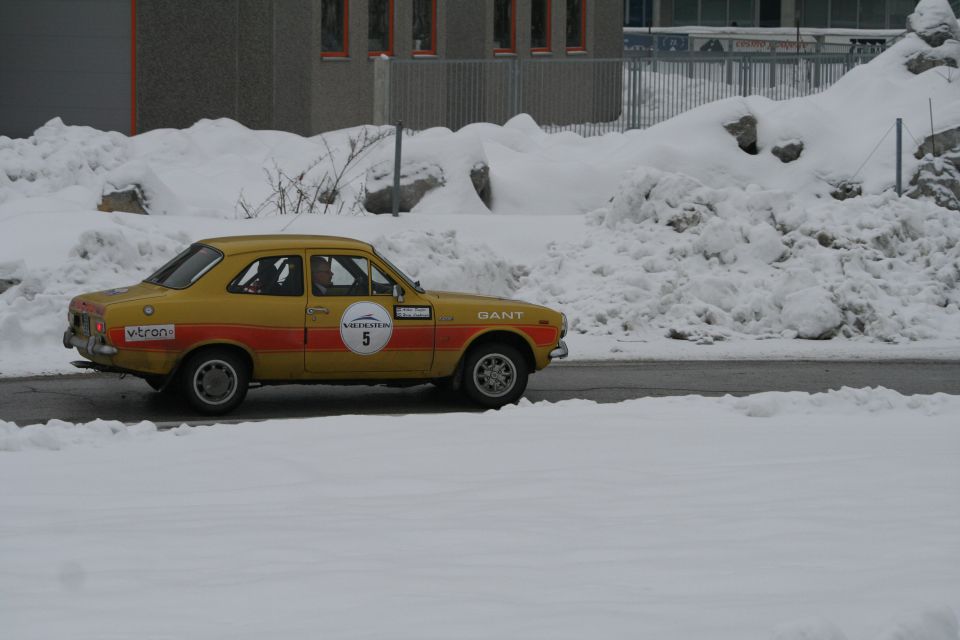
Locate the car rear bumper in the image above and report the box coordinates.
[63,329,118,356]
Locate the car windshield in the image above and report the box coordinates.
[145,244,223,289]
[374,249,424,293]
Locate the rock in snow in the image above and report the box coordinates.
[364,161,446,214]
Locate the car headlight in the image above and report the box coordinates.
[560,313,567,339]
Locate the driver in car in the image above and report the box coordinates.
[311,257,333,295]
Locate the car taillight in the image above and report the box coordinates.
[95,321,105,333]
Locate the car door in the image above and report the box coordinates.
[219,252,307,380]
[305,251,434,375]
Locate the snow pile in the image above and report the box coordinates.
[516,168,960,342]
[2,390,959,638]
[0,118,128,204]
[773,609,960,640]
[0,218,189,363]
[371,228,521,298]
[908,0,960,45]
[0,418,157,452]
[873,608,960,640]
[101,159,189,216]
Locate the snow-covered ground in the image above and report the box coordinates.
[2,388,959,639]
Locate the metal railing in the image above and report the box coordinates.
[380,50,881,136]
[623,32,895,56]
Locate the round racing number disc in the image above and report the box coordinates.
[339,302,394,355]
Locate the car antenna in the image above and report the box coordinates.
[280,211,304,233]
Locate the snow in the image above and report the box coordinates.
[1,388,959,639]
[908,0,960,42]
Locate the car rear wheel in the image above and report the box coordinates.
[462,343,528,408]
[180,348,249,415]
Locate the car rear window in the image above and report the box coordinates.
[146,244,224,289]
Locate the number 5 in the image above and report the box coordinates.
[362,331,370,346]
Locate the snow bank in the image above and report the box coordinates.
[908,0,960,43]
[0,215,190,373]
[516,168,960,342]
[0,418,157,452]
[2,389,958,639]
[0,118,127,204]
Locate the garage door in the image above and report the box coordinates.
[0,0,132,139]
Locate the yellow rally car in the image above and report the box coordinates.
[64,235,568,414]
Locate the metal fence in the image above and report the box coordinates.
[381,50,880,136]
[623,32,893,56]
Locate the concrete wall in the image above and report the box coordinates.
[136,0,624,135]
[385,0,625,131]
[274,0,313,134]
[137,0,312,134]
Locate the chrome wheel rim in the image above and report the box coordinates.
[192,359,238,406]
[472,353,517,398]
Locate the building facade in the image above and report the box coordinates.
[625,0,926,29]
[0,0,623,139]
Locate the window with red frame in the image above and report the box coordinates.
[412,0,436,54]
[321,0,348,57]
[369,0,393,55]
[566,0,586,50]
[531,0,551,51]
[493,0,515,53]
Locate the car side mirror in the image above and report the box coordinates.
[393,284,404,303]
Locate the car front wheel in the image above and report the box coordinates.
[144,375,175,394]
[180,348,249,415]
[463,343,528,408]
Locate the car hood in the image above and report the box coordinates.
[422,290,554,315]
[423,291,513,305]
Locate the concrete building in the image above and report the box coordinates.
[625,0,926,29]
[1,0,623,139]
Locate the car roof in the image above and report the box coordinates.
[198,235,373,256]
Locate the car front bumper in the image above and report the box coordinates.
[549,340,568,359]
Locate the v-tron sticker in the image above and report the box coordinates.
[394,305,432,320]
[124,324,176,342]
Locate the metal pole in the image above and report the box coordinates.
[929,98,936,155]
[813,37,822,89]
[769,43,776,89]
[392,121,403,217]
[896,117,902,196]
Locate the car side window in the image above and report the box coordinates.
[311,255,369,296]
[371,263,396,295]
[227,255,304,296]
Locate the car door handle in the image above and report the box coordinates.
[306,307,329,315]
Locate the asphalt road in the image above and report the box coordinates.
[2,360,959,426]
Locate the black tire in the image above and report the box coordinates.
[179,348,250,415]
[430,377,456,391]
[144,375,176,394]
[462,343,529,408]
